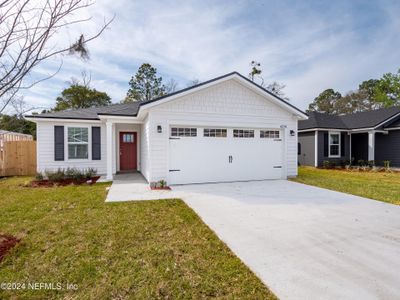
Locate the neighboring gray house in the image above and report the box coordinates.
[298,107,400,167]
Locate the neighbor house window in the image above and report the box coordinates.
[204,128,227,137]
[329,132,340,157]
[260,130,280,139]
[68,127,88,159]
[233,129,254,138]
[171,127,197,137]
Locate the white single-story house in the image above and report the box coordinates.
[25,72,307,185]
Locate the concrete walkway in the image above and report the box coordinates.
[106,177,400,300]
[106,173,178,202]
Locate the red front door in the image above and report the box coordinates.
[119,132,137,171]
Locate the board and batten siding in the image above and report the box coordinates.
[36,121,107,174]
[375,130,400,167]
[145,79,299,182]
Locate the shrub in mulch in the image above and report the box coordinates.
[0,234,20,262]
[28,167,101,188]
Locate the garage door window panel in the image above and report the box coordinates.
[233,129,254,138]
[171,127,197,137]
[260,130,280,139]
[204,128,227,137]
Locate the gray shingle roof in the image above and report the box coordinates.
[299,106,400,130]
[28,102,141,120]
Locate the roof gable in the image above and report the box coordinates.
[26,72,307,121]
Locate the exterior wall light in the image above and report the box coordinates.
[157,125,162,133]
[290,130,295,136]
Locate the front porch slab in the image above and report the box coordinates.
[105,173,178,202]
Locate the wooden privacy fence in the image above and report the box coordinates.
[0,140,37,176]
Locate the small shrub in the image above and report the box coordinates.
[65,168,77,179]
[357,160,365,167]
[35,172,44,181]
[322,160,330,169]
[45,168,65,182]
[159,180,167,188]
[383,160,390,169]
[368,160,375,168]
[84,168,97,179]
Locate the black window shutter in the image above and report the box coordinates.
[341,132,345,157]
[92,126,101,160]
[323,132,329,157]
[298,142,301,155]
[54,126,64,161]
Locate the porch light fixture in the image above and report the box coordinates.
[290,130,295,136]
[157,125,162,133]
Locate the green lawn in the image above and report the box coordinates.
[291,167,400,205]
[0,177,276,299]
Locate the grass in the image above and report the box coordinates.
[291,167,400,205]
[0,177,276,299]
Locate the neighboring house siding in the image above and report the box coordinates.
[298,132,315,166]
[146,79,298,182]
[317,131,350,166]
[36,121,107,174]
[140,115,151,181]
[375,130,400,167]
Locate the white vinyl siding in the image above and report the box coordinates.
[36,121,107,174]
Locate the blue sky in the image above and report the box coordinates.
[20,0,400,112]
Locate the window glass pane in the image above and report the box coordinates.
[233,129,254,138]
[204,128,227,137]
[68,127,88,143]
[330,145,339,156]
[260,130,280,138]
[68,144,88,159]
[330,134,339,144]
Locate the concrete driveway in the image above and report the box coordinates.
[173,180,400,300]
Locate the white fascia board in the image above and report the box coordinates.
[385,127,400,131]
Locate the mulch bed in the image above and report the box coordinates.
[150,186,171,190]
[0,234,20,262]
[28,176,101,188]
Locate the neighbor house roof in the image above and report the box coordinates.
[26,72,306,120]
[299,106,400,131]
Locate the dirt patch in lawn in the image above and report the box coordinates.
[0,234,20,262]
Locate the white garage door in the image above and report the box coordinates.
[168,127,283,184]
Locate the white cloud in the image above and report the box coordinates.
[12,0,400,112]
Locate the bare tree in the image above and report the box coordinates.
[165,78,178,94]
[0,0,114,113]
[266,81,289,101]
[186,79,200,88]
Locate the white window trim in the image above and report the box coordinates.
[328,131,341,158]
[65,125,91,161]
